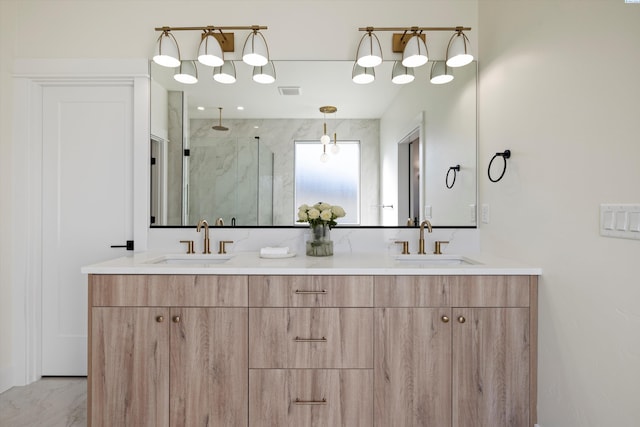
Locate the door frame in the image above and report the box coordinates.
[11,58,150,386]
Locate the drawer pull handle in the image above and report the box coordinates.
[294,289,328,294]
[294,336,327,343]
[294,398,327,405]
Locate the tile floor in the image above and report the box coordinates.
[0,377,86,427]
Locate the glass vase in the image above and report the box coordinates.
[306,223,333,256]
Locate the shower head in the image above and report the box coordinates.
[212,107,229,131]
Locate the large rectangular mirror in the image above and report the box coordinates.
[150,60,477,227]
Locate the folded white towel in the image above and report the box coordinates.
[260,246,289,256]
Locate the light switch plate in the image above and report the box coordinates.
[481,204,490,224]
[600,204,640,240]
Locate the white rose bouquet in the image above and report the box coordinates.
[297,202,346,229]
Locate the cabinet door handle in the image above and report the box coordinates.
[457,316,466,324]
[294,289,327,294]
[294,398,327,405]
[294,336,327,343]
[156,315,165,323]
[441,315,450,323]
[172,315,181,323]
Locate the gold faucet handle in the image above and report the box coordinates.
[434,240,450,255]
[180,240,195,254]
[394,240,410,255]
[218,240,234,254]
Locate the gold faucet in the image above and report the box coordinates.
[418,219,433,254]
[196,219,211,254]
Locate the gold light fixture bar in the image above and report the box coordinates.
[359,26,471,53]
[155,25,267,53]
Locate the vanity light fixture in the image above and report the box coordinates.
[446,28,474,67]
[242,28,270,67]
[352,63,375,84]
[213,60,237,84]
[355,28,383,68]
[198,30,225,67]
[401,31,429,68]
[391,61,415,84]
[173,60,198,84]
[252,61,276,84]
[354,25,472,83]
[153,28,181,68]
[430,60,454,84]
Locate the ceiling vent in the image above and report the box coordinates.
[278,86,301,96]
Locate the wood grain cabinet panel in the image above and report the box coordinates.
[249,275,373,307]
[249,369,373,427]
[374,275,449,307]
[91,274,248,307]
[249,308,373,368]
[374,307,452,426]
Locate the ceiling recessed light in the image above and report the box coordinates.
[237,106,244,110]
[197,106,205,111]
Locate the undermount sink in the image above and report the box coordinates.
[145,253,234,265]
[395,254,480,266]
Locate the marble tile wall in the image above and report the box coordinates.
[188,118,380,226]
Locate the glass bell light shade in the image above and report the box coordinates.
[402,33,429,68]
[252,61,276,84]
[197,33,224,67]
[331,142,339,154]
[391,61,415,84]
[213,60,237,84]
[153,31,181,68]
[446,31,473,67]
[430,61,454,84]
[173,60,198,84]
[242,31,269,66]
[352,63,375,84]
[356,31,382,68]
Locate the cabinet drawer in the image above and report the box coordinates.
[90,274,248,307]
[450,275,531,307]
[249,308,373,368]
[249,275,373,307]
[375,275,449,307]
[249,369,373,427]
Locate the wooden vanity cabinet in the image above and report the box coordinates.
[88,275,248,427]
[374,275,537,427]
[248,275,374,427]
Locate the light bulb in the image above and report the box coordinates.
[320,152,329,162]
[331,144,339,154]
[320,134,331,145]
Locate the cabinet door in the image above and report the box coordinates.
[374,308,452,426]
[91,307,169,427]
[452,308,530,427]
[170,308,248,426]
[249,369,373,427]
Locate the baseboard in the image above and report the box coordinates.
[0,364,13,394]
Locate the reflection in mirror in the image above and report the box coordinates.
[150,60,476,227]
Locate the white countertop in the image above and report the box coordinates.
[81,251,541,276]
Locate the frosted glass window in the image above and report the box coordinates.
[294,141,360,225]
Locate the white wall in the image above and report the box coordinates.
[478,1,640,426]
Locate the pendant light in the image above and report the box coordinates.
[319,106,336,145]
[391,61,415,84]
[173,60,198,84]
[252,61,276,84]
[430,61,454,84]
[355,29,383,68]
[153,29,181,68]
[213,60,236,84]
[352,62,375,84]
[212,107,229,131]
[197,31,224,67]
[402,32,429,67]
[446,29,473,67]
[242,29,270,66]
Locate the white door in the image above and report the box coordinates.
[41,85,134,375]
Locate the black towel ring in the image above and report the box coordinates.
[488,150,511,182]
[446,165,460,189]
